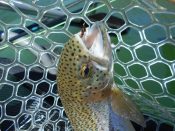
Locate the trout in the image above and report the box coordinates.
[57,22,145,131]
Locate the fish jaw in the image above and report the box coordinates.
[77,21,113,74]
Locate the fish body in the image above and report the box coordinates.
[57,22,145,130]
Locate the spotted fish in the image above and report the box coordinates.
[57,22,145,130]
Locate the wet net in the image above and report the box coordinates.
[0,0,175,130]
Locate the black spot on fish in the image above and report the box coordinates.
[64,53,68,56]
[103,73,107,76]
[83,55,87,58]
[66,48,69,51]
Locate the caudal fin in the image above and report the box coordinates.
[110,85,145,127]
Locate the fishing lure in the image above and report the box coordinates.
[57,22,145,130]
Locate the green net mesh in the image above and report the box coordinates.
[0,0,175,130]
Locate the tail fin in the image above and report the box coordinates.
[110,85,145,127]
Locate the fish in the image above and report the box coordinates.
[57,22,145,131]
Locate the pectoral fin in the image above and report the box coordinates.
[111,85,145,127]
[82,85,111,103]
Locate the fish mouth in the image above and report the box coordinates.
[83,22,111,58]
[81,22,113,71]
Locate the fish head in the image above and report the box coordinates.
[75,22,113,93]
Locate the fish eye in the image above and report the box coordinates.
[80,64,92,78]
